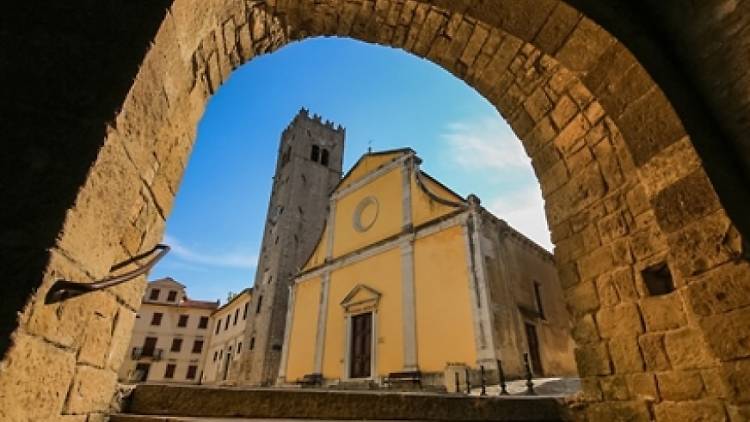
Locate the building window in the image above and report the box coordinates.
[256,296,263,314]
[143,337,158,356]
[311,145,320,162]
[321,149,330,166]
[249,337,255,350]
[164,364,176,379]
[167,290,178,302]
[151,312,163,326]
[243,303,249,320]
[224,315,230,330]
[198,316,209,329]
[149,289,160,301]
[213,351,218,362]
[215,320,221,334]
[533,282,545,320]
[171,338,182,353]
[237,342,242,354]
[177,314,189,327]
[192,340,204,354]
[233,309,239,325]
[186,365,197,380]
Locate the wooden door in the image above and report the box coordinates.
[349,313,372,378]
[524,323,544,377]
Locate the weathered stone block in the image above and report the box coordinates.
[652,170,721,234]
[611,267,639,302]
[578,245,615,281]
[640,294,686,332]
[653,399,726,422]
[555,18,614,72]
[722,360,750,403]
[600,375,630,401]
[668,210,742,278]
[565,280,600,317]
[575,343,612,377]
[64,366,118,414]
[107,306,137,371]
[27,251,93,347]
[618,87,686,167]
[77,292,119,368]
[657,370,705,401]
[549,95,578,130]
[639,333,670,371]
[596,303,643,339]
[554,113,589,155]
[532,2,580,54]
[701,369,731,399]
[609,336,645,374]
[686,261,750,317]
[700,306,750,361]
[586,401,651,422]
[572,314,600,345]
[0,333,76,421]
[664,327,715,370]
[627,373,658,402]
[596,274,620,307]
[580,376,603,402]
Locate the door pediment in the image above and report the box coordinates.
[340,284,381,313]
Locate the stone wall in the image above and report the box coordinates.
[1,1,749,421]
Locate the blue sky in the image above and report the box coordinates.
[149,37,549,303]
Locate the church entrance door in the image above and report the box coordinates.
[350,312,372,378]
[524,323,543,377]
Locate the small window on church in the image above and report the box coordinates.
[321,149,330,166]
[311,145,320,162]
[250,337,256,350]
[533,282,545,320]
[256,296,263,314]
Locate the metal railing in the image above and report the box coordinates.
[132,347,164,361]
[45,244,170,304]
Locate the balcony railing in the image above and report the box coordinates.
[132,347,164,361]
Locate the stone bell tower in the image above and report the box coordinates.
[239,108,344,385]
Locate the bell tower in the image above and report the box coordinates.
[239,108,345,385]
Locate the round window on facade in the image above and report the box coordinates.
[353,196,379,232]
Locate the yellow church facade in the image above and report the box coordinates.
[278,149,576,388]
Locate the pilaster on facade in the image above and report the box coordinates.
[312,271,331,374]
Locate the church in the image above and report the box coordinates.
[278,148,577,388]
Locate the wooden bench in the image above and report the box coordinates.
[383,371,422,389]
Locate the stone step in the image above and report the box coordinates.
[123,384,568,421]
[111,416,446,422]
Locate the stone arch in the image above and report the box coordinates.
[1,1,747,421]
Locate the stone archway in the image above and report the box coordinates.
[1,1,747,421]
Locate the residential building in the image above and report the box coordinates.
[202,289,253,384]
[118,278,218,384]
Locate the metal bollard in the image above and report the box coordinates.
[465,367,471,394]
[454,371,461,394]
[480,365,487,396]
[496,359,509,395]
[523,353,536,395]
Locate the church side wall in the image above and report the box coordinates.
[414,224,477,373]
[481,213,577,378]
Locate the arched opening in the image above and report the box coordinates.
[138,36,570,389]
[1,1,747,420]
